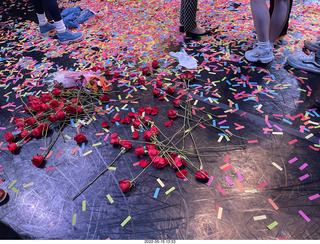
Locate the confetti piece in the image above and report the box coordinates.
[225,176,233,186]
[217,207,223,219]
[221,164,232,171]
[106,194,114,204]
[83,150,92,156]
[82,200,86,211]
[237,172,243,182]
[95,133,104,136]
[165,186,175,195]
[8,180,17,189]
[157,178,165,187]
[253,215,267,221]
[72,214,77,226]
[299,174,309,181]
[267,221,278,230]
[305,133,314,139]
[308,194,319,200]
[121,216,131,227]
[299,163,308,170]
[272,162,283,171]
[11,187,19,194]
[217,185,226,195]
[257,182,268,189]
[225,154,230,163]
[153,188,160,198]
[206,176,214,186]
[55,150,63,158]
[23,182,34,188]
[107,166,116,170]
[92,142,102,147]
[72,147,78,155]
[248,140,258,143]
[236,180,243,191]
[245,189,257,193]
[298,210,310,222]
[288,139,298,144]
[288,157,298,164]
[64,135,71,140]
[46,151,53,159]
[46,167,56,171]
[268,198,279,210]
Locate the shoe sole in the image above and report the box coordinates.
[287,58,320,74]
[59,36,82,44]
[40,29,56,37]
[245,55,273,64]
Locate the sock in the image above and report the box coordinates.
[36,13,48,26]
[54,20,67,33]
[258,41,271,49]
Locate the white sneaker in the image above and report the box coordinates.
[245,43,274,63]
[287,52,320,74]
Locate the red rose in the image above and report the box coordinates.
[15,117,25,127]
[130,73,136,78]
[38,123,49,132]
[156,80,162,88]
[168,109,177,119]
[111,133,118,138]
[145,107,152,114]
[152,156,168,168]
[152,60,159,69]
[52,88,62,96]
[110,137,120,145]
[139,159,150,168]
[119,179,132,193]
[26,117,37,126]
[21,130,31,139]
[8,143,18,153]
[121,140,132,150]
[174,156,186,168]
[195,170,209,181]
[5,132,14,142]
[49,100,60,109]
[32,128,41,137]
[100,94,109,102]
[187,73,195,80]
[159,96,165,101]
[142,67,150,75]
[121,116,131,124]
[135,146,145,157]
[128,112,135,117]
[35,112,44,121]
[77,106,83,114]
[31,155,44,167]
[150,126,159,135]
[24,106,32,113]
[137,77,145,85]
[176,170,188,178]
[153,88,161,97]
[47,114,57,123]
[143,131,153,141]
[74,133,87,143]
[165,120,173,127]
[132,119,141,128]
[132,131,139,139]
[143,116,152,124]
[148,148,159,159]
[139,107,145,113]
[180,73,188,80]
[57,111,66,120]
[113,72,120,78]
[31,103,42,111]
[146,143,157,151]
[71,98,78,104]
[65,105,76,114]
[102,121,109,128]
[151,106,158,115]
[133,111,143,118]
[41,93,52,103]
[166,87,174,95]
[172,99,181,107]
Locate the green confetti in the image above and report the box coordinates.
[72,214,77,226]
[165,186,175,195]
[92,142,102,147]
[267,221,278,230]
[82,200,86,211]
[121,216,131,227]
[64,135,71,140]
[106,194,114,204]
[8,180,17,189]
[11,187,19,194]
[107,166,116,170]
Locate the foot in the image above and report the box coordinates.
[245,42,274,63]
[58,30,82,44]
[189,26,206,35]
[304,40,320,52]
[287,51,320,74]
[39,22,56,36]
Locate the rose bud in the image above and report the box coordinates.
[21,130,31,139]
[4,132,14,143]
[74,133,87,144]
[145,107,152,114]
[152,60,159,69]
[100,94,109,101]
[143,116,152,124]
[32,128,41,137]
[137,77,145,85]
[153,88,161,97]
[8,143,18,154]
[148,148,159,159]
[151,106,158,115]
[31,155,44,167]
[52,88,62,96]
[139,159,150,168]
[141,67,150,75]
[165,87,174,95]
[128,112,135,117]
[167,109,178,119]
[172,99,182,107]
[158,96,165,101]
[132,131,139,139]
[176,170,188,178]
[180,73,188,80]
[132,119,141,128]
[110,137,120,146]
[102,121,109,128]
[195,170,209,181]
[135,146,145,157]
[174,156,186,168]
[118,179,133,193]
[49,100,60,109]
[152,156,168,168]
[150,126,159,135]
[26,117,37,126]
[111,133,118,138]
[120,140,132,150]
[65,105,77,114]
[48,114,57,123]
[77,106,83,114]
[156,80,162,88]
[57,111,66,120]
[38,123,49,132]
[41,93,52,103]
[143,130,153,141]
[0,188,7,203]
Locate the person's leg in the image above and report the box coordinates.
[180,0,198,32]
[279,0,293,36]
[250,0,270,42]
[269,0,290,43]
[33,0,49,26]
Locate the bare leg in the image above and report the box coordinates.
[269,0,290,43]
[250,0,270,42]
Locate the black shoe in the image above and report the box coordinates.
[186,28,211,37]
[179,26,185,32]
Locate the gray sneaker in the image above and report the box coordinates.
[245,43,274,63]
[304,40,320,52]
[287,51,320,74]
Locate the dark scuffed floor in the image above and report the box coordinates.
[0,0,320,240]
